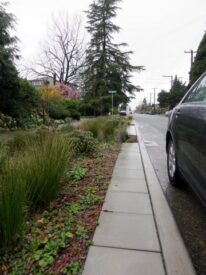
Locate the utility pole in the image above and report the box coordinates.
[150,93,152,106]
[184,49,197,69]
[108,90,117,117]
[162,75,173,89]
[153,88,157,112]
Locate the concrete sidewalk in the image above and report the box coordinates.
[82,123,196,275]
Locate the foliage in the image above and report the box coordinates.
[0,4,39,123]
[190,32,206,86]
[0,113,17,129]
[157,90,171,108]
[80,95,123,116]
[39,85,63,123]
[169,77,187,108]
[83,0,143,106]
[0,135,119,273]
[157,77,187,108]
[67,165,87,181]
[0,2,19,117]
[72,130,98,156]
[56,82,81,99]
[80,117,120,141]
[0,142,8,174]
[48,100,70,120]
[120,128,129,142]
[39,85,62,102]
[15,79,40,125]
[0,159,26,247]
[64,99,81,120]
[80,187,100,207]
[6,131,36,154]
[24,132,72,210]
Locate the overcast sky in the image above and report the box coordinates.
[9,0,206,108]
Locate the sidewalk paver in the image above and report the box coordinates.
[93,212,160,251]
[109,178,147,193]
[83,246,165,275]
[112,167,145,179]
[103,191,152,214]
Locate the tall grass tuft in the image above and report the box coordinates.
[25,132,72,210]
[0,160,26,247]
[80,117,120,141]
[6,131,33,154]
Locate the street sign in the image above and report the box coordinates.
[108,90,117,94]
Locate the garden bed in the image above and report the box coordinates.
[0,117,126,274]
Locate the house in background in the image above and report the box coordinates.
[29,76,81,100]
[29,76,54,88]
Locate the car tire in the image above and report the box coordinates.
[167,139,181,187]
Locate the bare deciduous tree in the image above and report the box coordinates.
[29,15,85,86]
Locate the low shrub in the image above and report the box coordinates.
[67,165,87,181]
[102,119,120,141]
[120,128,129,142]
[24,132,72,210]
[0,160,26,247]
[80,119,101,139]
[71,111,81,121]
[72,130,98,156]
[80,117,120,142]
[48,101,70,120]
[0,113,17,129]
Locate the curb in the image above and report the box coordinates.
[134,121,196,275]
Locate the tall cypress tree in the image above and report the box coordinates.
[190,33,206,85]
[84,0,143,104]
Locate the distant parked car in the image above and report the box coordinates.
[166,72,206,205]
[119,110,127,116]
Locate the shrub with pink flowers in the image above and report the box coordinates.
[56,83,81,100]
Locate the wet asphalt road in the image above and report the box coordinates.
[134,114,206,275]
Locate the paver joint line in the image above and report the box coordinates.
[92,244,163,254]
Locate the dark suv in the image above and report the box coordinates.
[166,72,206,205]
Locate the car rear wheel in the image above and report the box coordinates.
[167,139,181,187]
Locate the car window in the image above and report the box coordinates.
[186,76,206,103]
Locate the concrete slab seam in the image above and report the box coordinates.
[92,244,162,254]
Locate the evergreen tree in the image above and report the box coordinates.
[0,2,39,124]
[158,90,170,108]
[84,0,143,106]
[169,76,187,108]
[190,33,206,85]
[0,2,20,116]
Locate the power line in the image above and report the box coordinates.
[153,88,157,111]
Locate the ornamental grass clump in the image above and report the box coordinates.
[101,119,120,141]
[80,117,120,142]
[6,131,35,154]
[0,160,26,247]
[80,118,102,139]
[25,132,72,210]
